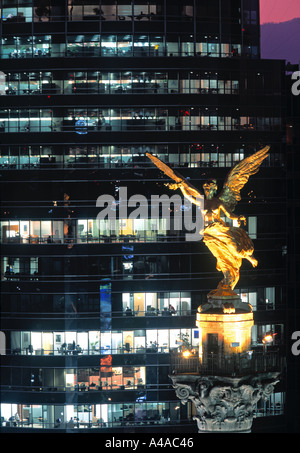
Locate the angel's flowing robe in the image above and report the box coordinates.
[203,221,256,291]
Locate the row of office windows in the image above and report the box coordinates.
[0,108,281,133]
[1,218,183,244]
[0,216,258,245]
[122,291,258,316]
[2,254,266,287]
[0,401,188,429]
[1,34,246,59]
[3,269,193,314]
[0,0,252,20]
[0,393,285,430]
[0,144,283,170]
[0,1,246,24]
[9,328,199,356]
[7,322,281,357]
[3,69,240,96]
[1,365,148,392]
[0,288,278,313]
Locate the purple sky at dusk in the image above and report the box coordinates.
[260,0,300,24]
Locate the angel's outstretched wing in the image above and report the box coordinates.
[218,146,270,212]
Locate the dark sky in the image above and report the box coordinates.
[260,0,300,24]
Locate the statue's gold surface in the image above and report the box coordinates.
[146,146,270,299]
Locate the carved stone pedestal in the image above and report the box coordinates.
[169,372,280,433]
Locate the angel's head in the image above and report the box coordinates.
[203,179,217,199]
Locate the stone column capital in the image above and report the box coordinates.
[169,372,280,433]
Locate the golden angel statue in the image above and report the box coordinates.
[146,146,270,299]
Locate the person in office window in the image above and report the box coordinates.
[151,341,158,352]
[55,418,61,428]
[67,417,75,428]
[124,342,130,352]
[14,412,20,426]
[169,304,176,315]
[5,266,12,276]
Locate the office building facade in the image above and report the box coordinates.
[0,0,289,432]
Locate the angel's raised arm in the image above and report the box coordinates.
[146,153,203,206]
